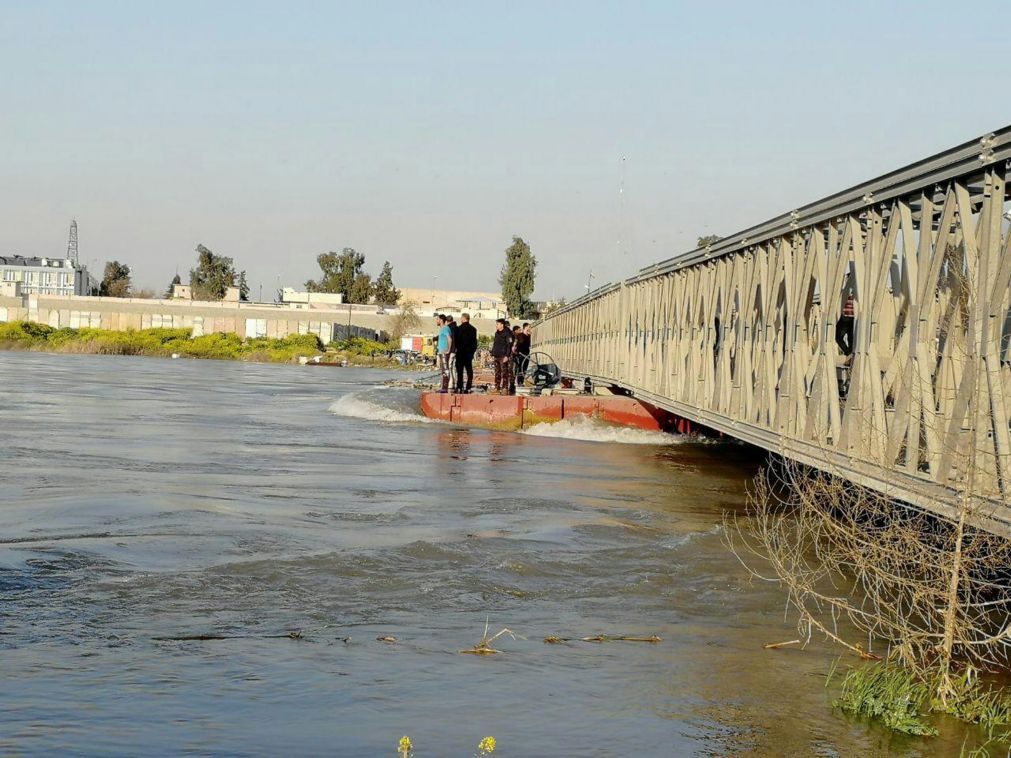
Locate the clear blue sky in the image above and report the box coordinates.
[2,1,1007,301]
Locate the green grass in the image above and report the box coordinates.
[833,663,938,736]
[0,321,323,363]
[831,661,1011,754]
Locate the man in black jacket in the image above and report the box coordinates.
[490,318,514,394]
[513,322,532,387]
[454,313,478,393]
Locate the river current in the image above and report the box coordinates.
[0,353,966,755]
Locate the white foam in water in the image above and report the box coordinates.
[521,415,680,445]
[328,392,434,424]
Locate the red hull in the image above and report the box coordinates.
[419,391,693,433]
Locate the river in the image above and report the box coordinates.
[0,353,969,755]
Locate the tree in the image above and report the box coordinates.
[390,300,421,343]
[165,273,182,298]
[305,248,365,301]
[373,261,401,306]
[189,244,241,301]
[349,272,374,304]
[99,261,132,298]
[540,298,566,317]
[499,236,537,319]
[696,234,723,249]
[237,271,250,302]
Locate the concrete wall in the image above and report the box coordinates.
[0,293,499,342]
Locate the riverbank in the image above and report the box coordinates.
[0,321,415,367]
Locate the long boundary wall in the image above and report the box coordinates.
[0,294,499,342]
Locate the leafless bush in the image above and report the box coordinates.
[729,458,1011,705]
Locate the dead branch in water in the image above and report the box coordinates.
[544,634,662,644]
[762,639,801,650]
[460,617,517,655]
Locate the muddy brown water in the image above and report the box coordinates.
[0,353,976,755]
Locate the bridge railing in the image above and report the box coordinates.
[534,128,1011,526]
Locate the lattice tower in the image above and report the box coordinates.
[67,219,78,264]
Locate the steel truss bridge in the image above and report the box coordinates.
[534,127,1011,530]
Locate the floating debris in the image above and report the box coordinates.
[543,634,662,644]
[377,635,397,644]
[154,627,315,642]
[152,634,232,641]
[763,639,801,650]
[460,617,517,655]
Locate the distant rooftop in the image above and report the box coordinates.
[0,255,77,268]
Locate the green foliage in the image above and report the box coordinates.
[373,261,401,305]
[832,661,1011,752]
[0,321,320,363]
[499,235,537,319]
[477,334,492,350]
[349,272,374,304]
[0,321,56,344]
[237,270,250,302]
[696,234,723,249]
[99,261,132,298]
[189,244,242,301]
[934,669,1011,745]
[305,248,364,300]
[834,663,938,736]
[165,273,182,298]
[540,298,566,317]
[328,336,388,356]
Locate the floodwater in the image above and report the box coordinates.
[0,353,971,755]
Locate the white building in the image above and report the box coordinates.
[0,256,98,296]
[281,287,344,307]
[398,287,509,319]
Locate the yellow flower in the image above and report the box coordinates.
[478,736,496,754]
[398,735,412,755]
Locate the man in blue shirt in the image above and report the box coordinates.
[436,314,454,393]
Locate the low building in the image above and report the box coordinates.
[0,290,501,345]
[281,288,345,307]
[0,255,98,296]
[171,283,242,302]
[399,287,508,319]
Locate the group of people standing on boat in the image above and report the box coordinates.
[435,314,532,395]
[489,319,531,395]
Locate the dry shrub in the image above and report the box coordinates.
[729,459,1011,704]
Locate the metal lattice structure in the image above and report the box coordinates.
[534,128,1011,527]
[66,219,78,264]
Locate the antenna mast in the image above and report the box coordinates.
[67,219,79,264]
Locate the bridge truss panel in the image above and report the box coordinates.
[535,133,1011,528]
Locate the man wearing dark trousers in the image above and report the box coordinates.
[513,322,532,386]
[454,313,478,393]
